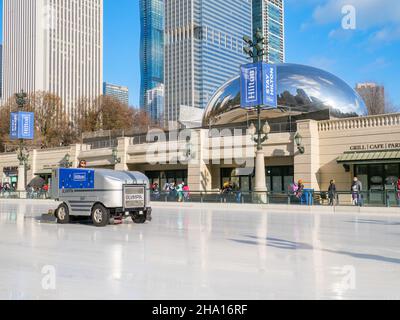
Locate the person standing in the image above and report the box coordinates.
[151,183,160,201]
[328,180,337,206]
[296,180,305,204]
[396,177,400,207]
[176,182,184,202]
[183,183,190,202]
[78,160,87,168]
[169,182,177,200]
[351,177,363,206]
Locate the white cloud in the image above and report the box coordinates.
[360,57,391,73]
[369,26,400,44]
[307,56,336,71]
[328,28,356,41]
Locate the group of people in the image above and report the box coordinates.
[303,177,363,206]
[328,176,400,207]
[0,182,15,196]
[26,184,49,199]
[220,181,242,203]
[151,181,191,202]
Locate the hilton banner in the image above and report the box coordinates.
[10,112,35,140]
[240,62,277,109]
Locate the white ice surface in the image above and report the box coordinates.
[0,200,400,300]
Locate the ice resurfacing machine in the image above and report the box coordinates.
[50,168,152,227]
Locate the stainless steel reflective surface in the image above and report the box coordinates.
[51,169,151,217]
[203,63,367,126]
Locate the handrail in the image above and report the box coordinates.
[1,189,399,208]
[149,189,400,208]
[318,113,400,132]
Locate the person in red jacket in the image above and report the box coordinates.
[396,178,400,207]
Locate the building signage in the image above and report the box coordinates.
[240,62,278,109]
[9,112,35,140]
[350,143,400,151]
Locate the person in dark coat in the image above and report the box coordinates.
[328,180,337,206]
[351,177,363,206]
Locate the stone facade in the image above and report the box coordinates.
[1,114,400,195]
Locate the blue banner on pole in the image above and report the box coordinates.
[10,113,19,140]
[240,62,262,108]
[9,112,35,140]
[240,62,278,109]
[262,63,278,108]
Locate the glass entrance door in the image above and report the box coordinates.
[355,163,400,205]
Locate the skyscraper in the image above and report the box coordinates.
[147,84,164,123]
[253,0,285,63]
[2,0,103,118]
[140,0,164,119]
[165,0,252,124]
[356,83,386,115]
[103,82,129,106]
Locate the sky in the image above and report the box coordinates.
[0,0,399,107]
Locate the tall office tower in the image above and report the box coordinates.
[165,0,252,124]
[356,83,386,115]
[2,0,103,119]
[103,82,129,106]
[147,84,164,123]
[140,0,164,120]
[253,0,285,63]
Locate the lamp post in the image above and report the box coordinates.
[15,91,29,195]
[112,148,121,165]
[294,132,305,154]
[61,154,73,168]
[243,29,269,201]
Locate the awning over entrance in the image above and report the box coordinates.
[337,150,400,164]
[35,169,53,176]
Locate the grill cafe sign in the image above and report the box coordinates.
[350,143,400,151]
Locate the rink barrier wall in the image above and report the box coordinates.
[1,198,400,216]
[151,202,400,215]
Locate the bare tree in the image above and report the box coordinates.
[97,96,135,131]
[384,95,400,114]
[357,85,385,115]
[76,96,152,135]
[76,97,102,134]
[0,105,11,153]
[0,91,78,150]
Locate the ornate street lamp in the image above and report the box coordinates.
[243,28,267,63]
[17,145,30,166]
[184,136,195,161]
[294,132,305,154]
[243,29,269,201]
[248,120,271,151]
[61,154,73,168]
[14,90,30,195]
[15,90,28,109]
[112,148,121,164]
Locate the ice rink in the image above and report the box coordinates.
[0,200,400,300]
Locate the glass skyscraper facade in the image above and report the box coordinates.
[103,82,129,106]
[253,0,285,63]
[147,84,165,123]
[140,0,164,118]
[165,0,252,124]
